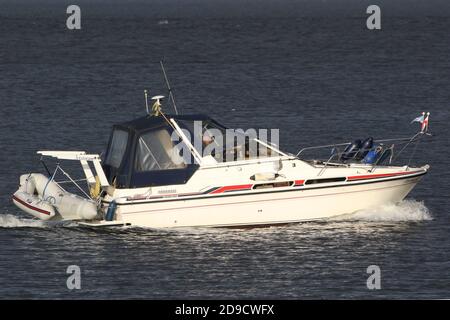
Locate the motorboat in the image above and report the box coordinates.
[12,94,431,228]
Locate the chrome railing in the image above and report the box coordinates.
[295,132,430,176]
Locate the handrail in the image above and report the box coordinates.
[317,152,339,176]
[296,136,416,158]
[296,142,350,157]
[295,132,430,176]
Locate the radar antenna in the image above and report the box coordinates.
[151,95,165,116]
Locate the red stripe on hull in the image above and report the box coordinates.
[210,184,254,194]
[347,170,421,181]
[12,195,51,215]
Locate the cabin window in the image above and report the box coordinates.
[305,177,347,185]
[105,129,129,168]
[253,181,293,189]
[135,129,187,172]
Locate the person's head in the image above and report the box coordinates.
[202,131,214,145]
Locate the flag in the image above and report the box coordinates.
[421,113,430,132]
[411,113,425,124]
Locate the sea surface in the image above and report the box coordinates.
[0,1,449,299]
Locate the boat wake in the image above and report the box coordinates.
[0,213,46,228]
[331,199,432,222]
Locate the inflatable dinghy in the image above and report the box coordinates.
[12,173,98,221]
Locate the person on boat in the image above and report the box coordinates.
[202,130,219,159]
[202,131,214,147]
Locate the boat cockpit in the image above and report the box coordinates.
[102,114,283,188]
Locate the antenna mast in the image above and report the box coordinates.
[144,89,150,115]
[160,59,179,115]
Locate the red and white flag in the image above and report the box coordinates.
[421,112,430,132]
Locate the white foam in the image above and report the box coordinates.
[332,200,432,222]
[0,214,45,228]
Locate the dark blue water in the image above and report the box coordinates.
[0,1,449,299]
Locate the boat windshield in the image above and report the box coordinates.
[135,128,188,171]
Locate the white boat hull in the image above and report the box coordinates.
[111,173,423,228]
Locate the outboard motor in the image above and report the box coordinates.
[340,139,362,161]
[355,137,374,160]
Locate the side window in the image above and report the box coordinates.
[105,130,128,168]
[135,129,187,172]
